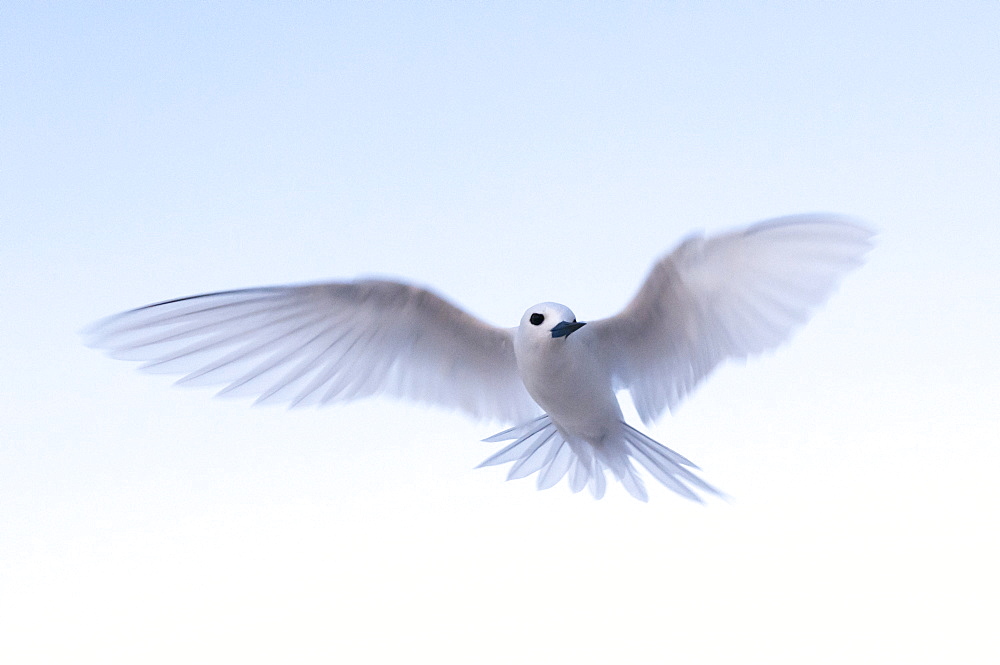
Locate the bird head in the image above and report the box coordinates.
[517,302,587,342]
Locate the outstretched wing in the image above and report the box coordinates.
[589,214,874,425]
[84,279,539,424]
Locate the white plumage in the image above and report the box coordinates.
[85,214,873,501]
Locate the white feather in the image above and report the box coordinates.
[590,214,874,424]
[84,280,540,424]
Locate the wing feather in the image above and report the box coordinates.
[590,214,874,424]
[85,280,539,423]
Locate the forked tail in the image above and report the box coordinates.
[478,415,722,502]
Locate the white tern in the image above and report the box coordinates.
[85,214,873,501]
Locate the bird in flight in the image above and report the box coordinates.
[85,214,873,502]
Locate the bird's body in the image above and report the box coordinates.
[514,304,620,443]
[85,214,874,501]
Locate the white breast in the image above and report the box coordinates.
[514,328,622,444]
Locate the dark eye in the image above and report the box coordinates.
[529,313,545,326]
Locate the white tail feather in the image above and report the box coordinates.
[480,416,721,502]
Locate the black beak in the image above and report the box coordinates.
[551,320,587,338]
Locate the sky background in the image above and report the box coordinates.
[2,2,998,663]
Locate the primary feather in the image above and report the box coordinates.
[84,280,539,423]
[591,214,874,424]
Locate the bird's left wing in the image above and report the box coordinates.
[84,279,539,424]
[588,214,874,425]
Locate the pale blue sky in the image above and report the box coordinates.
[2,3,998,663]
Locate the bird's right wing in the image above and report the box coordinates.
[589,214,874,425]
[84,279,540,424]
